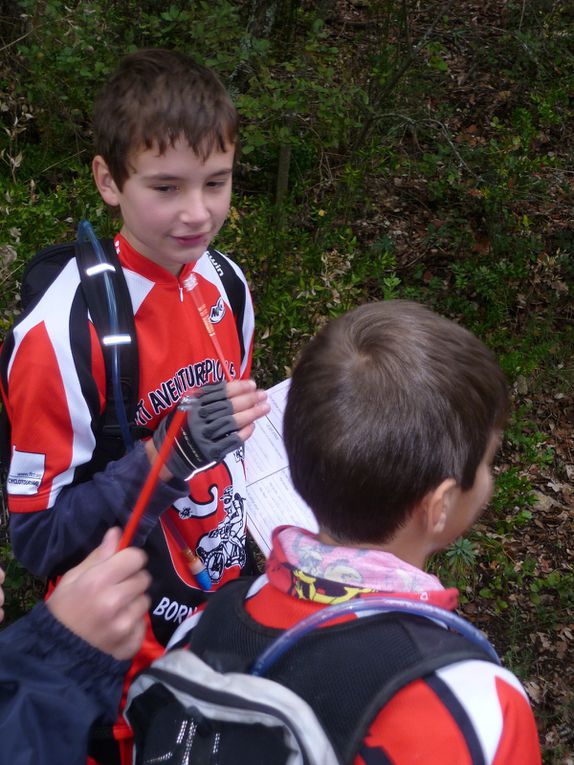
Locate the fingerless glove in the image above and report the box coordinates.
[152,382,242,481]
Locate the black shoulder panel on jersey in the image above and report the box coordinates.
[207,248,247,363]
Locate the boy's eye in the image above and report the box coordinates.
[153,185,178,193]
[206,180,227,189]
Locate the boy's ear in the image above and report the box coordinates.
[92,156,120,206]
[423,478,458,536]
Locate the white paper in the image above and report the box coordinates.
[245,378,318,556]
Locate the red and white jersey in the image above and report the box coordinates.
[359,657,540,764]
[2,234,254,655]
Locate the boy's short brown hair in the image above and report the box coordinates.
[93,48,238,189]
[283,300,509,545]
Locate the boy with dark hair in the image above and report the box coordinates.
[163,299,541,764]
[0,48,269,763]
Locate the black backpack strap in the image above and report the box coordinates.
[206,248,247,363]
[191,578,268,671]
[75,238,147,467]
[191,579,497,764]
[0,338,15,474]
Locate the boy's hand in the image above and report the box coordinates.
[151,380,269,481]
[47,528,151,661]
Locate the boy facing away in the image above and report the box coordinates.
[167,299,541,764]
[0,48,269,763]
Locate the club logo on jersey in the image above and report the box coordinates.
[209,297,225,324]
[196,486,246,583]
[173,486,218,519]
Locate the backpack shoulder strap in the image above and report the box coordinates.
[0,370,11,486]
[14,236,141,434]
[192,579,498,764]
[75,238,144,461]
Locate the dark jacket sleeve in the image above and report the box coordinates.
[0,602,130,765]
[9,441,189,577]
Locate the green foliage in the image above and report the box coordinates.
[440,538,478,593]
[504,411,556,467]
[0,541,44,622]
[530,569,574,611]
[490,467,534,529]
[0,498,44,622]
[218,195,374,384]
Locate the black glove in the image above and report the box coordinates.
[153,382,242,480]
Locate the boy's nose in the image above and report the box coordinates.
[179,192,210,226]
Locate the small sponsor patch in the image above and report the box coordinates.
[209,297,225,324]
[7,448,45,495]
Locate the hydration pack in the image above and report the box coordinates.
[125,577,499,765]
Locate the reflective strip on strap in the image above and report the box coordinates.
[102,334,132,346]
[85,263,116,276]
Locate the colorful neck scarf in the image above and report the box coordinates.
[266,526,459,610]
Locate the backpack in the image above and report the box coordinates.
[125,577,500,765]
[0,231,248,479]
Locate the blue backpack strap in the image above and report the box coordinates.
[190,578,498,764]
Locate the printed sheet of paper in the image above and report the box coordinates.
[245,378,318,556]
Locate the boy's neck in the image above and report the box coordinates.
[118,230,187,279]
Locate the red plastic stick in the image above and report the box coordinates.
[117,407,187,550]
